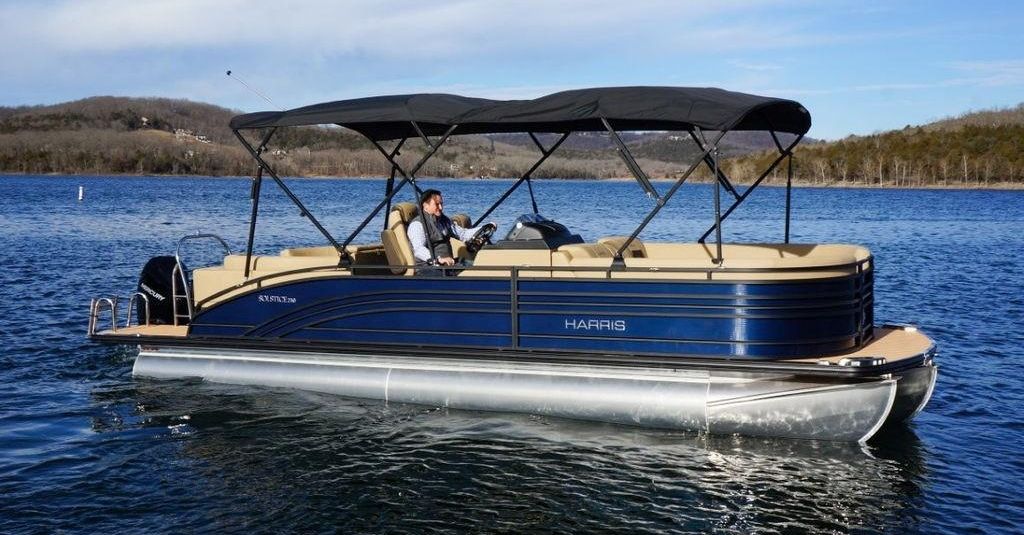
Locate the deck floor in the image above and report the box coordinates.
[787,327,933,365]
[98,324,189,337]
[96,325,931,365]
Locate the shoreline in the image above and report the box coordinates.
[1,171,1021,190]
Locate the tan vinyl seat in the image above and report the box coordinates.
[381,202,420,275]
[550,243,614,276]
[556,243,615,260]
[379,202,473,275]
[597,236,647,258]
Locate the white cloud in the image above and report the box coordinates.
[946,60,1024,87]
[6,0,794,57]
[728,60,783,72]
[761,60,1024,97]
[1,0,819,107]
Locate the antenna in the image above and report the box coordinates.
[226,70,281,110]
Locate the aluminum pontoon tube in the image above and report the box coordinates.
[134,346,901,442]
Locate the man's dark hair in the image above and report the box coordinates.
[419,189,442,206]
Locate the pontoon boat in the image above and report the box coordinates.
[89,87,937,442]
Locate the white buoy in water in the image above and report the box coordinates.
[78,186,84,201]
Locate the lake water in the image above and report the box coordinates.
[1,175,1022,533]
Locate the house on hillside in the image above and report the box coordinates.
[175,129,212,144]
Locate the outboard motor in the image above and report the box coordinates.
[136,256,186,325]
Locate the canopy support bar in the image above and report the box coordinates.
[697,133,804,243]
[712,143,723,264]
[382,139,407,231]
[474,132,570,224]
[690,130,740,200]
[768,129,785,153]
[766,120,795,244]
[411,121,435,150]
[694,127,724,263]
[242,127,276,278]
[611,129,727,261]
[524,133,557,213]
[233,128,346,263]
[602,118,660,200]
[338,126,458,256]
[785,151,793,243]
[525,175,539,214]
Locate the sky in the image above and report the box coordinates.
[1,0,1022,140]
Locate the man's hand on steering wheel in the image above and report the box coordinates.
[466,222,498,254]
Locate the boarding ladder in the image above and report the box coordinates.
[88,292,152,335]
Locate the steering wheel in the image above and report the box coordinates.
[465,223,497,254]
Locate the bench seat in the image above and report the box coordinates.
[193,244,387,307]
[467,240,870,280]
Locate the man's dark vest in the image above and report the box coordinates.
[413,213,454,263]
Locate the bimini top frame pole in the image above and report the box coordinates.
[608,127,728,263]
[242,127,276,278]
[338,124,459,258]
[602,118,659,200]
[697,130,804,244]
[474,132,570,225]
[233,127,348,273]
[382,138,407,231]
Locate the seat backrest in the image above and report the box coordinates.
[380,202,419,275]
[556,243,615,261]
[598,236,647,258]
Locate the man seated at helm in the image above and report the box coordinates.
[407,188,492,268]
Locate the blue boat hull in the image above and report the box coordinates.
[189,272,873,360]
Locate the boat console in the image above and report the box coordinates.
[488,214,584,250]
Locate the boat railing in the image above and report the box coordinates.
[194,255,874,311]
[88,297,119,335]
[174,233,232,324]
[126,292,150,328]
[853,257,874,346]
[88,292,153,336]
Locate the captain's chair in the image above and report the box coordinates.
[381,203,419,275]
[380,202,473,275]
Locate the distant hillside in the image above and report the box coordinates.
[0,96,238,143]
[1,96,1020,187]
[0,98,243,175]
[485,130,798,163]
[0,96,765,179]
[924,103,1024,132]
[0,97,398,176]
[725,104,1024,188]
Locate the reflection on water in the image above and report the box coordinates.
[69,380,930,533]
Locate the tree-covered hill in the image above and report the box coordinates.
[0,97,238,143]
[0,96,735,178]
[924,103,1024,132]
[725,105,1024,187]
[1,96,1021,187]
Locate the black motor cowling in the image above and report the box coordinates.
[492,214,584,250]
[136,256,185,325]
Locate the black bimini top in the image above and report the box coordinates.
[229,93,499,140]
[230,86,811,140]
